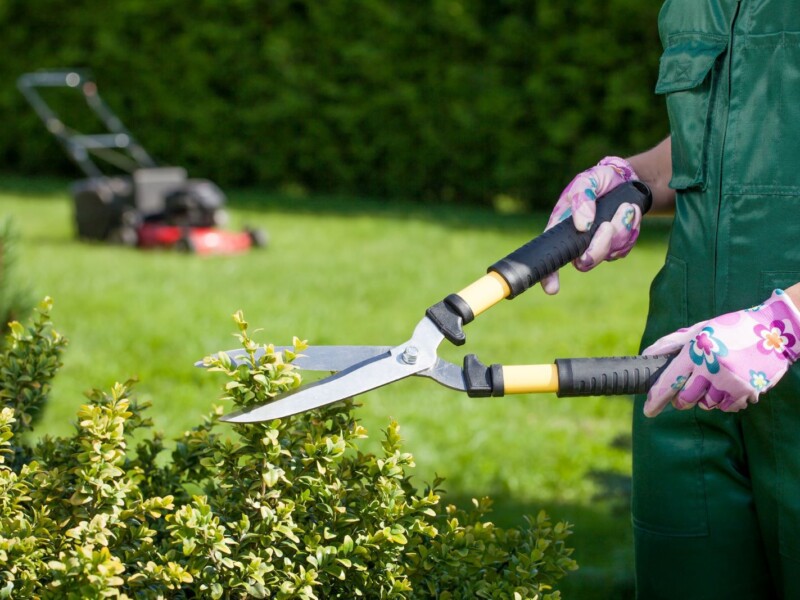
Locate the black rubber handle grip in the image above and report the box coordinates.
[489,180,652,298]
[555,354,674,397]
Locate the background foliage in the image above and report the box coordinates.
[0,0,666,209]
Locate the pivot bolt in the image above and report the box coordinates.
[401,346,419,365]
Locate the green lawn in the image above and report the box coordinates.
[1,176,672,598]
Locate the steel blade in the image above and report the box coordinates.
[417,357,467,391]
[200,346,468,390]
[197,346,391,371]
[221,317,444,422]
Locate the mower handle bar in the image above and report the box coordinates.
[17,69,157,177]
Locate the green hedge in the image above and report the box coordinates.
[0,0,667,209]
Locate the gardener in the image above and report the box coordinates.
[544,1,800,598]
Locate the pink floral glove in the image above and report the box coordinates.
[641,289,800,417]
[541,156,640,295]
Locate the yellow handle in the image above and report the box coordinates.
[502,364,559,394]
[456,272,511,318]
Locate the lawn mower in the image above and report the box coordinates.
[18,69,266,254]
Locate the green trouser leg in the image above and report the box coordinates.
[632,370,800,599]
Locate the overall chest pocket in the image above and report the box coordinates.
[655,37,727,191]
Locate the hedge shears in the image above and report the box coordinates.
[204,181,673,423]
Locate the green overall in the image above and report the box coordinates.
[632,0,800,597]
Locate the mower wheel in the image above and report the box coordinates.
[108,225,139,247]
[246,227,269,249]
[175,235,196,253]
[121,209,143,228]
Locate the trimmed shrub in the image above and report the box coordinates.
[0,302,577,598]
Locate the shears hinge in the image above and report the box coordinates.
[463,354,504,397]
[425,294,474,346]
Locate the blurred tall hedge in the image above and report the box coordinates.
[0,0,667,209]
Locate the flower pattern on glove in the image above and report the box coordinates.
[754,320,797,359]
[688,326,728,374]
[621,207,636,232]
[641,289,800,417]
[749,370,770,392]
[540,157,640,295]
[671,375,688,391]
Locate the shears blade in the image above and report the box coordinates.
[203,345,467,397]
[198,345,391,371]
[220,317,445,422]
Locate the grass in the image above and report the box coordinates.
[1,176,672,598]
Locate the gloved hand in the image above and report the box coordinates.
[541,156,640,295]
[641,289,800,417]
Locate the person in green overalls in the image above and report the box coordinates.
[545,1,800,598]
